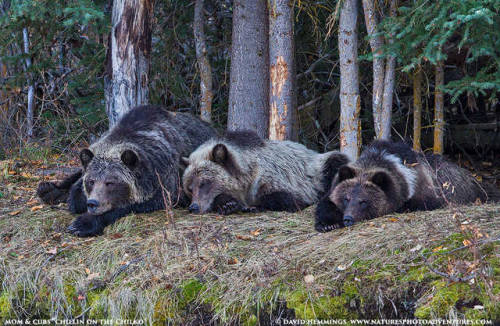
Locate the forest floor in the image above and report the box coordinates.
[0,158,499,325]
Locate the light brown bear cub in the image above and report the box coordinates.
[315,140,499,232]
[182,130,350,215]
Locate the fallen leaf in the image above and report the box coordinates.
[250,229,261,236]
[27,199,39,206]
[389,217,398,222]
[337,265,347,271]
[236,234,252,240]
[304,274,315,284]
[46,247,57,255]
[110,233,123,239]
[463,239,473,247]
[31,205,44,212]
[12,195,21,201]
[228,257,239,265]
[410,244,422,252]
[77,295,85,301]
[474,305,484,310]
[9,210,22,216]
[85,268,91,275]
[86,273,100,280]
[432,246,443,252]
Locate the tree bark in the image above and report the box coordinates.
[104,0,154,128]
[380,0,397,140]
[23,27,34,140]
[413,65,422,151]
[433,61,445,154]
[194,0,213,123]
[338,0,361,160]
[361,0,385,140]
[268,0,296,140]
[228,0,269,138]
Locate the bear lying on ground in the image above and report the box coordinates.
[181,130,350,215]
[315,140,500,232]
[37,105,216,237]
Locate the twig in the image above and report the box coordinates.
[420,254,475,283]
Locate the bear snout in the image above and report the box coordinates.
[87,199,100,213]
[343,215,355,227]
[189,202,200,213]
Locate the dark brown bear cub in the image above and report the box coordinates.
[315,140,499,232]
[37,105,216,237]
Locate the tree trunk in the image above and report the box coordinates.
[433,61,445,154]
[104,0,154,128]
[194,0,213,123]
[23,27,34,140]
[268,0,296,140]
[380,0,397,140]
[413,65,422,151]
[228,0,269,138]
[338,0,361,160]
[361,0,385,140]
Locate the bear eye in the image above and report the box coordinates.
[360,200,368,208]
[188,184,193,192]
[343,197,349,206]
[105,182,114,187]
[88,180,95,186]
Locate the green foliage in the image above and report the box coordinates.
[379,0,500,102]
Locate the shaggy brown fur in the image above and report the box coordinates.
[315,140,500,232]
[38,105,216,237]
[182,130,350,215]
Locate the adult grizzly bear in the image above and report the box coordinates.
[37,105,216,237]
[315,140,500,232]
[182,130,350,215]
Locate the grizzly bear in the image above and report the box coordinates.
[37,105,216,237]
[181,130,350,215]
[315,140,500,232]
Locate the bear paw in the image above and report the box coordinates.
[67,214,104,237]
[216,200,243,215]
[37,181,67,205]
[241,206,257,213]
[315,222,341,233]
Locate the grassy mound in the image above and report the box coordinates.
[0,163,499,325]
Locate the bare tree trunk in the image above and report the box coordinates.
[413,65,422,151]
[362,0,386,140]
[433,61,444,154]
[268,0,296,140]
[228,0,269,138]
[338,0,361,160]
[104,0,154,128]
[379,0,397,140]
[23,27,34,140]
[194,0,213,123]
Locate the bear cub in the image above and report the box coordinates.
[182,130,350,215]
[315,140,500,232]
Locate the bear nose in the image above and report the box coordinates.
[87,199,100,212]
[343,215,354,227]
[189,203,200,213]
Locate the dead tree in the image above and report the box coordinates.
[434,61,445,154]
[413,65,422,151]
[23,27,34,140]
[105,0,154,128]
[362,0,386,140]
[338,0,361,159]
[380,0,398,140]
[228,0,269,138]
[268,0,296,140]
[194,0,213,123]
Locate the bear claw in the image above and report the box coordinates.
[217,200,243,215]
[67,214,104,237]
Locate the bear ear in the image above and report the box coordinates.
[370,171,393,194]
[80,149,94,169]
[211,144,229,165]
[121,150,139,170]
[180,157,190,168]
[337,165,357,183]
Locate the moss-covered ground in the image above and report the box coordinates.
[0,159,499,325]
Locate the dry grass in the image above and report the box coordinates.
[0,165,499,324]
